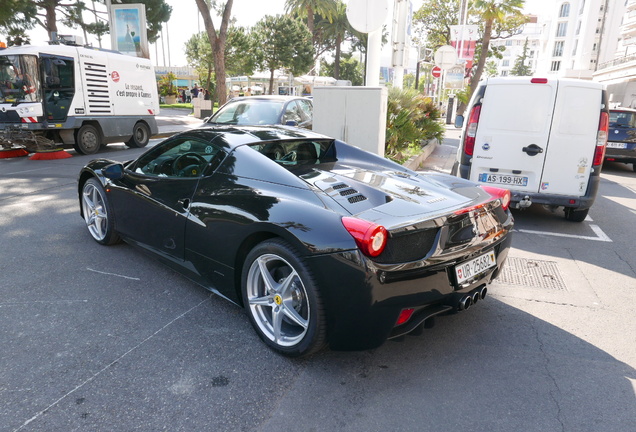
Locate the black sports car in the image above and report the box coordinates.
[78,125,513,357]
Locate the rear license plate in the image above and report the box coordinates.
[478,173,528,186]
[606,142,627,149]
[455,250,497,284]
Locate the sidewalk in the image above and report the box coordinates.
[154,108,204,138]
[405,123,462,173]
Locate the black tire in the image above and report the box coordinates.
[126,122,151,148]
[632,163,636,172]
[241,239,326,357]
[81,178,121,245]
[74,124,101,155]
[564,207,589,222]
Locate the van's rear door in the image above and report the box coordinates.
[539,80,602,197]
[468,77,556,193]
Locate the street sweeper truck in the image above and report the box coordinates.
[0,37,159,155]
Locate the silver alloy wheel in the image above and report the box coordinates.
[246,253,310,347]
[82,181,108,241]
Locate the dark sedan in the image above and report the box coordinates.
[78,125,513,357]
[205,95,313,129]
[606,108,636,172]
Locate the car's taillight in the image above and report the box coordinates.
[463,104,481,156]
[342,217,388,257]
[480,185,511,211]
[593,111,609,166]
[396,308,415,326]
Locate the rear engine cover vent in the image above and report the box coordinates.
[348,194,367,204]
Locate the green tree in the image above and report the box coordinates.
[315,0,351,79]
[320,52,363,85]
[411,0,458,49]
[194,0,233,105]
[485,60,498,77]
[251,15,314,94]
[0,0,170,44]
[465,0,526,107]
[510,37,533,76]
[285,0,336,47]
[185,26,254,93]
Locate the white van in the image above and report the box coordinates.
[452,77,609,222]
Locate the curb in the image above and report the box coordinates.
[404,139,439,171]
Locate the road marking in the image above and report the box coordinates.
[515,216,612,242]
[86,267,141,280]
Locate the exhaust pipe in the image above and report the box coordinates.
[472,291,480,305]
[479,286,488,300]
[458,296,472,311]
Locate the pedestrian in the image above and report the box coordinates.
[203,89,210,100]
[191,84,199,99]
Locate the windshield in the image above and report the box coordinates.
[0,54,41,104]
[609,111,636,128]
[209,99,285,125]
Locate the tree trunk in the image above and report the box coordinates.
[457,18,493,115]
[194,0,233,106]
[44,1,58,40]
[269,69,275,95]
[334,35,342,80]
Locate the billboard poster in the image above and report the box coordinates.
[111,4,149,59]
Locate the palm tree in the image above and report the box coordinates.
[285,0,337,43]
[316,1,350,79]
[465,0,524,104]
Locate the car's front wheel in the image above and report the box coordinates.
[81,178,121,245]
[241,239,326,357]
[74,124,101,155]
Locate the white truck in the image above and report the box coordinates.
[452,77,609,222]
[0,40,159,154]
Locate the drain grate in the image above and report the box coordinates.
[497,257,567,290]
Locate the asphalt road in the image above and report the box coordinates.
[1,124,635,432]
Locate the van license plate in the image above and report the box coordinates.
[606,142,627,149]
[479,173,528,186]
[455,250,497,284]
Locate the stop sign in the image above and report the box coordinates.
[431,66,442,78]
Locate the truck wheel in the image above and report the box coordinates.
[126,122,150,148]
[564,207,589,222]
[74,124,101,155]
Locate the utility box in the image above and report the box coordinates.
[312,86,387,156]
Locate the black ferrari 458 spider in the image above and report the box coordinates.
[78,125,513,357]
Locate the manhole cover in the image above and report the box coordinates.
[497,257,567,290]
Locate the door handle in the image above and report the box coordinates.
[522,144,544,156]
[178,198,190,209]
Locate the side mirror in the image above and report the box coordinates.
[455,115,464,129]
[102,163,124,180]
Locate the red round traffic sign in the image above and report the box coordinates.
[431,66,442,78]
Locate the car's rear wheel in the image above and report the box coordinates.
[81,178,120,245]
[564,207,589,222]
[126,122,151,148]
[241,239,326,357]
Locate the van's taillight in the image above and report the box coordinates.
[593,111,609,166]
[531,78,548,84]
[342,217,388,257]
[463,105,482,156]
